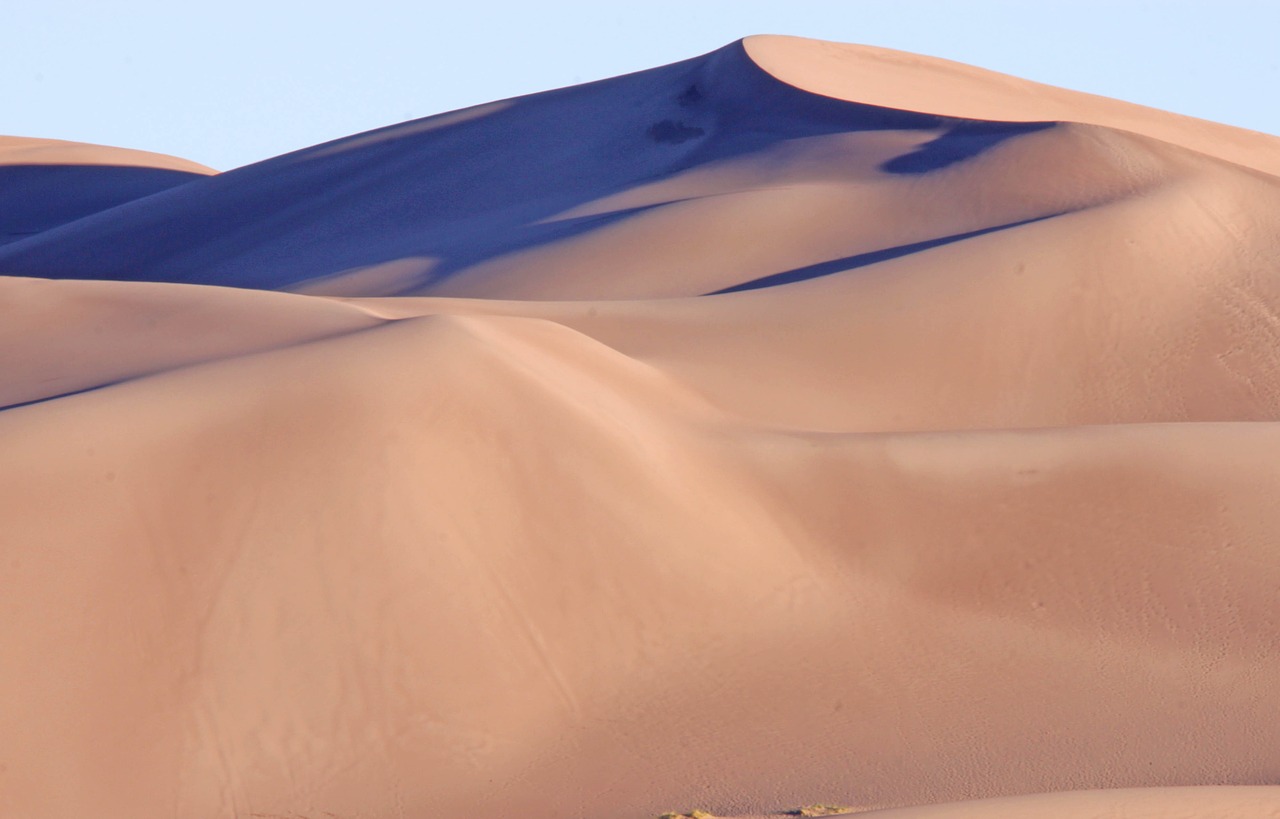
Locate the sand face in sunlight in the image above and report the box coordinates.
[2,35,1279,819]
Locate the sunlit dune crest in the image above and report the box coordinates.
[2,36,1279,819]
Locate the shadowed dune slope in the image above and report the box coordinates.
[0,136,213,246]
[0,40,1044,293]
[2,35,1280,819]
[1,36,1275,299]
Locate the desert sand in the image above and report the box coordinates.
[1,35,1278,819]
[0,136,212,248]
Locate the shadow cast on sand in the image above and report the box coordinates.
[0,164,204,247]
[0,41,1056,295]
[707,211,1063,295]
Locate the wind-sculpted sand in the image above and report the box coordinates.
[2,36,1278,819]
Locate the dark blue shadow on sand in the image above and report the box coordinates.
[0,41,1058,294]
[0,381,122,413]
[881,121,1056,174]
[707,212,1062,295]
[0,165,204,247]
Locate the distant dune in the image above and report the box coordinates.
[2,36,1278,819]
[0,136,212,247]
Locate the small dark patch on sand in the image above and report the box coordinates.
[649,120,706,144]
[677,84,704,107]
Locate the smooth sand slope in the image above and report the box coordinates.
[2,36,1279,819]
[0,136,212,247]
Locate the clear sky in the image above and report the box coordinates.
[4,1,1277,171]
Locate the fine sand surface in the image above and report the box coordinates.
[2,35,1279,819]
[0,136,213,248]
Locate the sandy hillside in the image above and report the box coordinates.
[2,35,1279,819]
[0,136,213,248]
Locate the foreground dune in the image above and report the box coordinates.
[708,787,1280,818]
[2,36,1278,819]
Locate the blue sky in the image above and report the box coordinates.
[4,1,1277,170]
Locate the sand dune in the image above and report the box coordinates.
[744,36,1280,175]
[0,136,213,247]
[795,787,1280,818]
[0,135,214,173]
[2,36,1278,819]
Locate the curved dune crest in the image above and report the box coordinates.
[0,136,214,246]
[0,135,216,173]
[4,38,1277,298]
[744,34,1280,176]
[1,36,1279,819]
